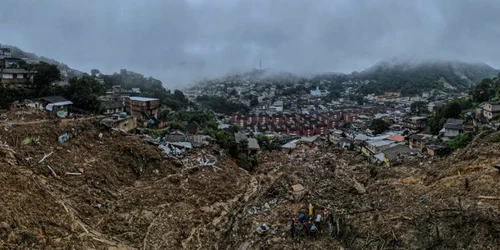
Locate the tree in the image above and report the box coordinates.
[369,119,389,135]
[169,120,185,131]
[65,76,105,113]
[250,95,259,107]
[443,100,462,119]
[410,101,428,115]
[356,95,365,105]
[473,79,492,102]
[32,62,61,95]
[158,110,169,121]
[256,134,271,151]
[90,69,100,77]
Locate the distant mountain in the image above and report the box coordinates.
[354,59,498,95]
[3,44,83,79]
[191,58,499,96]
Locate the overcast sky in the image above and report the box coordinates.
[1,0,499,88]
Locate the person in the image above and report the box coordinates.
[325,209,334,236]
[310,224,318,238]
[315,213,322,232]
[309,203,314,216]
[290,218,296,239]
[298,213,306,224]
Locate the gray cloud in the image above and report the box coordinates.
[1,0,499,88]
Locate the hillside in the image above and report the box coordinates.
[191,59,498,96]
[356,59,498,95]
[3,44,83,79]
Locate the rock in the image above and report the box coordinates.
[291,184,305,192]
[264,203,271,209]
[238,241,251,250]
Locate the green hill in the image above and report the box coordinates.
[355,59,498,95]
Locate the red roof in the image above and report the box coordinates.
[387,134,405,142]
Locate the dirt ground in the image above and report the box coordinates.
[1,114,500,249]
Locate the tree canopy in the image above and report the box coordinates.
[65,76,105,113]
[369,119,390,135]
[195,95,249,115]
[410,101,428,115]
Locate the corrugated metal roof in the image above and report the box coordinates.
[41,96,70,103]
[247,138,260,150]
[129,96,159,102]
[2,68,30,74]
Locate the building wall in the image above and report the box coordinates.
[444,129,460,137]
[2,73,13,79]
[116,117,137,132]
[125,99,160,119]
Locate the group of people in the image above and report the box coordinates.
[290,204,335,240]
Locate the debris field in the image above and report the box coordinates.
[1,114,500,249]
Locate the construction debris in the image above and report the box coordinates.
[1,113,500,249]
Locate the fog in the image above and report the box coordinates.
[1,0,499,87]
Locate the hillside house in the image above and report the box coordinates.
[362,140,394,156]
[234,132,260,155]
[441,118,464,139]
[124,96,160,119]
[482,102,500,120]
[404,116,427,130]
[101,115,137,133]
[39,96,73,118]
[0,46,12,59]
[382,144,415,166]
[426,144,449,157]
[102,100,124,115]
[409,134,427,150]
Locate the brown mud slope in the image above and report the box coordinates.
[1,118,500,249]
[0,120,250,249]
[222,140,500,249]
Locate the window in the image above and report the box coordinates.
[13,74,17,79]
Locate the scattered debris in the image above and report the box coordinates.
[46,165,58,177]
[38,151,54,163]
[256,224,269,234]
[58,133,70,145]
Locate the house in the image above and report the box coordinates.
[0,68,34,87]
[234,132,260,155]
[124,96,160,119]
[442,118,464,139]
[101,114,138,133]
[482,102,500,120]
[382,144,415,166]
[404,116,427,130]
[102,100,124,115]
[426,144,450,157]
[310,86,329,97]
[409,134,426,150]
[0,46,12,59]
[362,140,394,156]
[39,96,73,118]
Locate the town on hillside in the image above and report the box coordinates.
[3,41,500,166]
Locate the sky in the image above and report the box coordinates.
[1,0,500,88]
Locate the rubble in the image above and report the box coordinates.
[0,113,500,249]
